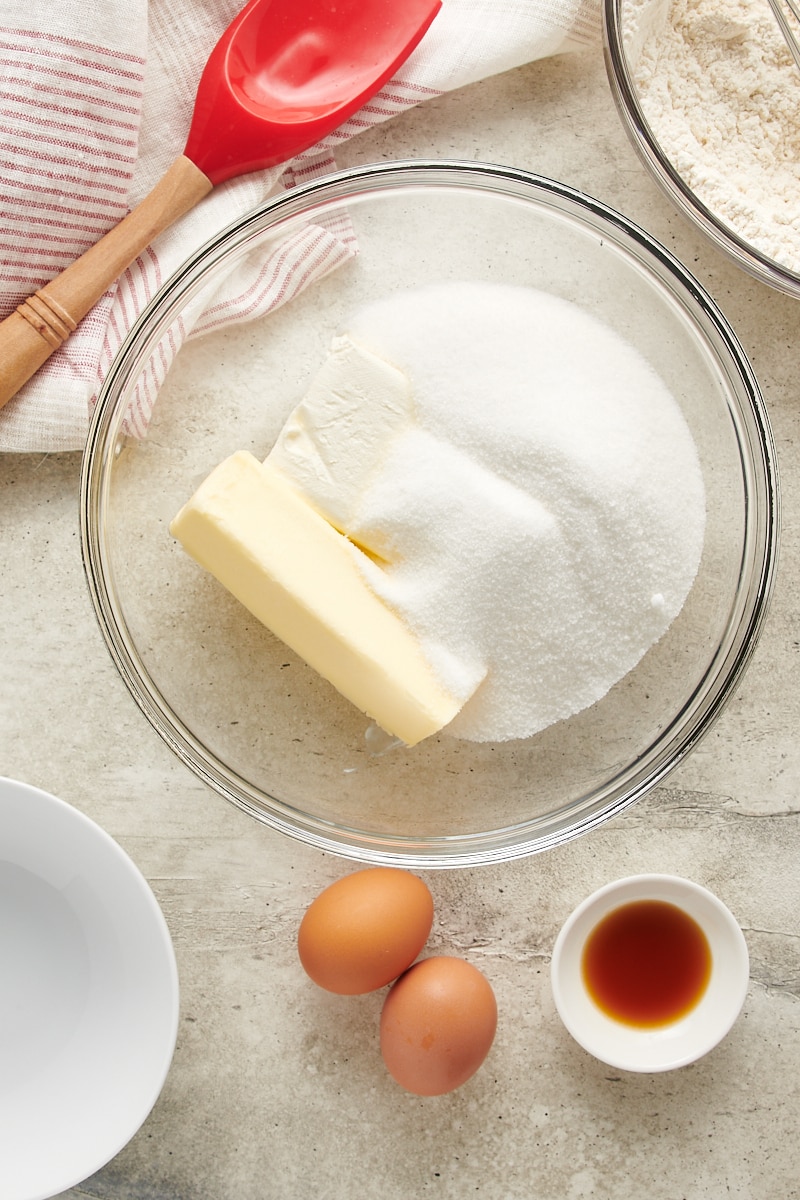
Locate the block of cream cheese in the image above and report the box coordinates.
[266,334,413,558]
[169,450,465,747]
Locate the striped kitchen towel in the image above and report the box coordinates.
[0,0,601,452]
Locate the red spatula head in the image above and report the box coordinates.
[184,0,441,186]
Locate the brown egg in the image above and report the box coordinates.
[297,867,434,995]
[380,956,498,1095]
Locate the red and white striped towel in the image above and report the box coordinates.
[0,0,601,453]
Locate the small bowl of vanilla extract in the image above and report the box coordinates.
[550,875,749,1072]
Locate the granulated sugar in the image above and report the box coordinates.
[338,281,705,743]
[627,0,800,276]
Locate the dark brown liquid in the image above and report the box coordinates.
[581,899,712,1028]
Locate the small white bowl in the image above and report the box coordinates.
[0,777,179,1200]
[551,874,748,1073]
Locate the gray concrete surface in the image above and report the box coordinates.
[2,43,799,1200]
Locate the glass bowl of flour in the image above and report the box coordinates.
[604,0,800,298]
[81,161,778,867]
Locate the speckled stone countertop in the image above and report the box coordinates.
[2,40,799,1200]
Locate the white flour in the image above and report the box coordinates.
[311,282,707,743]
[626,0,800,276]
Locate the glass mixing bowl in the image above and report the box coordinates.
[604,0,800,300]
[80,161,778,867]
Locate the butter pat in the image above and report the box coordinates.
[169,451,464,747]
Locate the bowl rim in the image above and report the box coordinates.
[550,873,750,1072]
[602,0,800,300]
[80,159,780,868]
[0,775,179,1199]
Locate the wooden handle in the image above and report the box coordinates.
[0,155,213,409]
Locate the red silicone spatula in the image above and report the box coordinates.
[0,0,441,408]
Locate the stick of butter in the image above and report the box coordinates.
[169,450,464,747]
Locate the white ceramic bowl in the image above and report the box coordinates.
[550,874,749,1072]
[0,777,179,1200]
